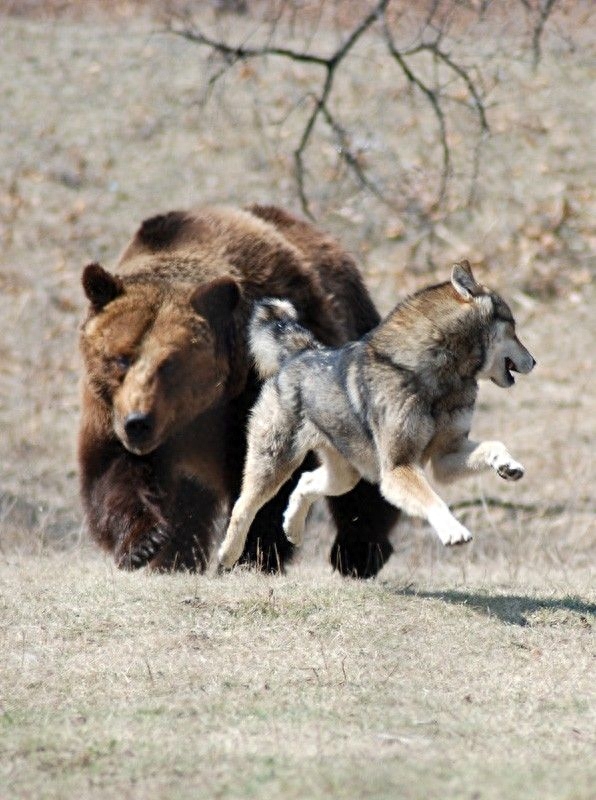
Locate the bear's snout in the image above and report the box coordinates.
[124,411,155,450]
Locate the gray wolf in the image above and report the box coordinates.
[218,261,536,568]
[79,204,397,575]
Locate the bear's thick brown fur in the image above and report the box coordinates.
[79,205,398,575]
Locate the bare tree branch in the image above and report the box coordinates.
[166,1,566,216]
[532,0,559,69]
[404,42,489,133]
[171,23,330,67]
[516,0,560,68]
[396,34,491,209]
[383,21,451,209]
[318,102,394,208]
[291,0,393,216]
[171,0,390,217]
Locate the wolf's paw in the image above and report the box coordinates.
[282,504,306,547]
[444,527,473,547]
[116,526,168,570]
[428,506,473,547]
[218,537,244,570]
[496,459,524,481]
[437,520,473,547]
[487,443,525,481]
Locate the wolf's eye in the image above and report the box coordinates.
[112,354,132,373]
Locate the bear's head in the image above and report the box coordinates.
[80,263,242,455]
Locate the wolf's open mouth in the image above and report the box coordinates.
[505,357,518,382]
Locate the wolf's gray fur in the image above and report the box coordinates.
[219,261,536,569]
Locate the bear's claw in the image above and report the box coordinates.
[117,526,169,570]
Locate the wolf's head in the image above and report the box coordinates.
[451,261,536,388]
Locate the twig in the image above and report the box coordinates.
[385,23,492,210]
[404,42,489,133]
[450,497,575,517]
[532,0,559,69]
[290,0,392,217]
[383,21,450,208]
[318,102,394,208]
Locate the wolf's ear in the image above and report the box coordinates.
[451,260,479,301]
[82,263,123,311]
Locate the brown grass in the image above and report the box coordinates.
[0,4,594,798]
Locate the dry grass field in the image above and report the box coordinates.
[0,2,594,798]
[2,557,595,800]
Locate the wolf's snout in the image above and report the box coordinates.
[124,412,154,447]
[512,339,536,375]
[517,352,536,374]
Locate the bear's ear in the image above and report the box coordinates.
[451,260,480,301]
[191,277,241,326]
[137,211,189,251]
[191,277,242,358]
[82,263,123,311]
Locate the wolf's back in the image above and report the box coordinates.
[249,298,320,379]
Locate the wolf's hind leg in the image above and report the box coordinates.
[218,450,302,569]
[380,465,472,546]
[283,450,359,546]
[218,396,304,569]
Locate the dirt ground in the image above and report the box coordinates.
[0,5,594,797]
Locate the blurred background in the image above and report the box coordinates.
[0,0,593,579]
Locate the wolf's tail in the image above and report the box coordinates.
[249,298,320,379]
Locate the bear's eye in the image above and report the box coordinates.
[158,355,177,378]
[112,354,132,374]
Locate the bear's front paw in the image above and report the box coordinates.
[116,527,169,570]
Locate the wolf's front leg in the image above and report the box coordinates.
[380,465,472,546]
[432,439,524,484]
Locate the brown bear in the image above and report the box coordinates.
[79,204,399,576]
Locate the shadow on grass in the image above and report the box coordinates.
[395,587,596,627]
